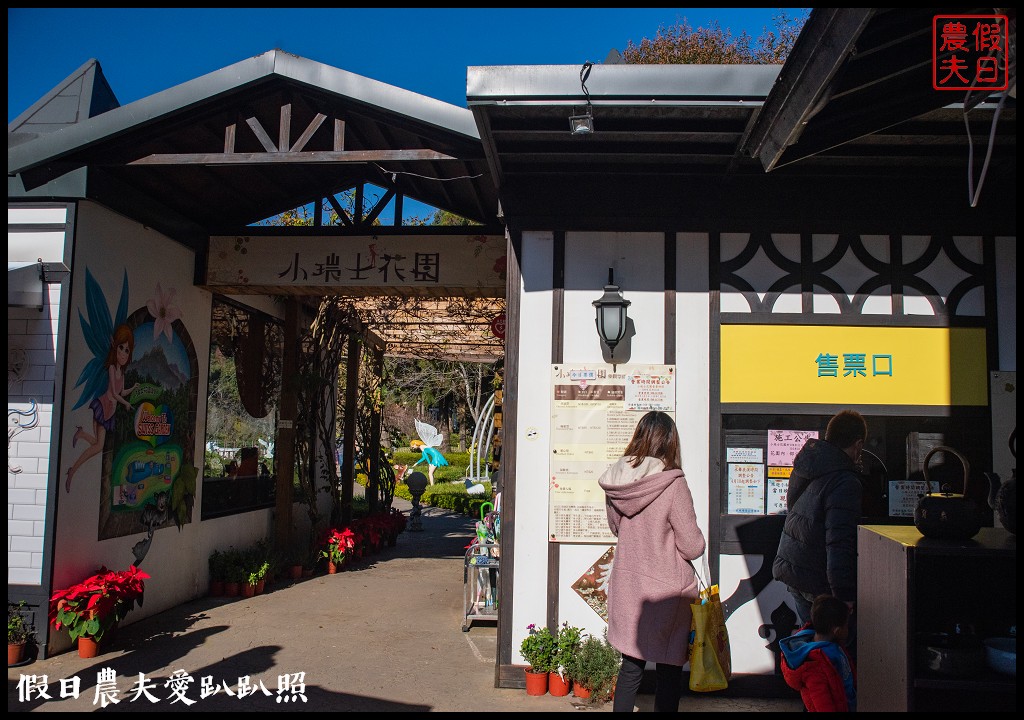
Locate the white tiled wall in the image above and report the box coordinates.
[8,205,66,586]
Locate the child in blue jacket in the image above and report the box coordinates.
[780,594,857,712]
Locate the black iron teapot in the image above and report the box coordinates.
[914,446,983,540]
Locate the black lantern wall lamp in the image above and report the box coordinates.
[592,267,630,353]
[569,61,595,135]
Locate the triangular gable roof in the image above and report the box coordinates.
[8,58,120,145]
[9,49,498,244]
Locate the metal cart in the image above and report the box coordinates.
[462,541,499,632]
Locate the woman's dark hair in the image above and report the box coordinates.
[623,411,681,470]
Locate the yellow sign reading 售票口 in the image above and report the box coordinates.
[720,325,987,406]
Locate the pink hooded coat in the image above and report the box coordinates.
[598,456,706,665]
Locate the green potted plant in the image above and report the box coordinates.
[551,621,583,696]
[8,601,35,665]
[286,546,306,580]
[566,631,621,702]
[208,550,227,596]
[520,623,555,695]
[49,565,149,658]
[222,549,245,596]
[247,559,270,595]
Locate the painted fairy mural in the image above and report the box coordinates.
[65,269,199,553]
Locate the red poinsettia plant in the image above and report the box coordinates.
[321,527,357,565]
[49,565,150,643]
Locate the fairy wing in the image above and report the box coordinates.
[72,269,130,409]
[414,419,443,448]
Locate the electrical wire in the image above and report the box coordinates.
[373,163,484,183]
[964,87,1009,208]
[962,34,1015,208]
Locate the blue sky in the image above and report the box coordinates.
[8,8,801,223]
[8,8,802,120]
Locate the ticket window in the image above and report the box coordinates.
[718,412,993,555]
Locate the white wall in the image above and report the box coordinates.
[49,202,279,652]
[510,230,713,661]
[8,286,63,585]
[511,231,554,658]
[8,204,68,586]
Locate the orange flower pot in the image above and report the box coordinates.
[524,668,548,696]
[78,636,100,659]
[548,671,571,696]
[573,684,591,699]
[8,642,26,665]
[327,561,338,574]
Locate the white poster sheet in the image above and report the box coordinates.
[727,462,765,514]
[549,364,675,542]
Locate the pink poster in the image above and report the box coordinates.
[767,429,818,466]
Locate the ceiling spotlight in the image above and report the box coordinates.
[569,61,595,135]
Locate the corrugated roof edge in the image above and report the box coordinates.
[466,64,781,105]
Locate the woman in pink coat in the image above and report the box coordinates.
[598,410,706,712]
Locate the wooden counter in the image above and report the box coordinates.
[857,526,1016,712]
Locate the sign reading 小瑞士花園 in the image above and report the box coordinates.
[206,234,506,293]
[720,325,987,406]
[549,364,675,543]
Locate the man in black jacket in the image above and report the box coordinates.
[773,410,867,660]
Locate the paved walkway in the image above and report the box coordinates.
[8,499,804,712]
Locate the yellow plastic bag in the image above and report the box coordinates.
[688,583,732,692]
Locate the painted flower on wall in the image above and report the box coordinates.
[147,283,182,343]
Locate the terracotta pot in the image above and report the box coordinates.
[573,683,591,699]
[224,581,240,597]
[327,561,338,575]
[288,565,303,579]
[8,641,26,666]
[78,636,100,659]
[548,671,571,696]
[242,583,256,598]
[209,579,225,597]
[255,578,265,595]
[524,668,548,696]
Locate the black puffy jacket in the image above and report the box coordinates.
[772,438,861,602]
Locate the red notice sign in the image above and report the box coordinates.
[933,15,1009,91]
[489,312,506,340]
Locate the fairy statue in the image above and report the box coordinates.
[411,418,449,486]
[65,269,138,492]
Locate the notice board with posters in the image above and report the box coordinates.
[724,429,818,516]
[549,364,676,543]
